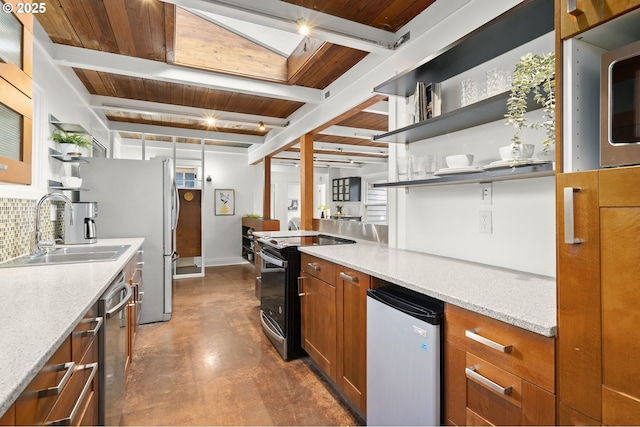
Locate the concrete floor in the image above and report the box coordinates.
[121,264,359,426]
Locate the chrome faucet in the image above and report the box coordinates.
[34,193,74,256]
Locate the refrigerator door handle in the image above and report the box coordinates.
[173,179,180,231]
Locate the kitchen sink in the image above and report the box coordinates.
[0,245,131,268]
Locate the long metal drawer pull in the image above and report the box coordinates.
[45,362,98,426]
[297,277,304,297]
[307,263,320,271]
[38,362,75,398]
[339,272,358,282]
[465,329,512,353]
[0,163,7,171]
[78,317,103,338]
[465,366,512,395]
[564,187,583,244]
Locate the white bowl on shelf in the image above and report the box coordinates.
[60,176,82,188]
[445,154,474,168]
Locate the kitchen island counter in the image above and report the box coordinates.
[0,238,144,418]
[299,239,556,337]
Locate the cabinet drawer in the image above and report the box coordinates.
[445,304,554,392]
[301,254,336,284]
[15,337,72,425]
[466,353,522,409]
[71,303,101,364]
[45,339,98,426]
[0,404,15,425]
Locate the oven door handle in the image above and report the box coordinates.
[260,251,288,268]
[261,311,285,343]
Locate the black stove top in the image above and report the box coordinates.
[258,234,356,250]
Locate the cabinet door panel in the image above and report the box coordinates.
[0,404,15,426]
[521,381,556,426]
[557,402,601,426]
[556,171,602,420]
[445,342,467,426]
[602,385,640,425]
[601,207,640,419]
[300,274,337,381]
[336,268,370,416]
[603,0,640,20]
[559,0,602,39]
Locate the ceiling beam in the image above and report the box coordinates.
[90,95,289,128]
[109,121,265,144]
[50,44,323,104]
[161,0,397,55]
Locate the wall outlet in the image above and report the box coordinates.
[480,183,492,205]
[479,210,492,234]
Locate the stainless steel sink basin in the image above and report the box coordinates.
[0,245,130,268]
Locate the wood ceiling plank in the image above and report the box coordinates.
[35,0,82,46]
[174,8,287,82]
[281,0,434,32]
[287,37,325,85]
[57,0,118,52]
[314,134,387,148]
[165,3,176,63]
[337,111,388,132]
[311,94,387,134]
[290,43,367,89]
[102,0,137,57]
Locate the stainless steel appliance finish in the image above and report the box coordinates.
[367,283,444,426]
[601,38,640,167]
[98,271,132,426]
[80,157,179,323]
[258,234,355,361]
[63,202,98,244]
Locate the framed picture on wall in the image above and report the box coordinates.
[214,189,235,215]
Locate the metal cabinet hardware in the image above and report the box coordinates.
[339,272,359,282]
[307,263,320,271]
[297,277,305,297]
[564,187,583,244]
[76,317,103,338]
[567,0,584,16]
[38,362,75,397]
[45,362,98,426]
[465,366,513,395]
[465,329,512,353]
[0,163,7,171]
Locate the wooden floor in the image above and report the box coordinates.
[121,264,359,426]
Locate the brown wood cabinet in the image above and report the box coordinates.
[559,0,640,39]
[299,253,370,419]
[336,266,370,417]
[12,302,101,426]
[0,1,33,185]
[125,250,143,371]
[0,405,15,426]
[557,167,640,425]
[300,254,337,381]
[444,304,555,426]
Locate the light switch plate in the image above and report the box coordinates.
[480,183,492,205]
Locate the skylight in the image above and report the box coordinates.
[193,10,304,57]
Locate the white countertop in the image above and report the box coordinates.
[0,238,144,417]
[296,238,556,338]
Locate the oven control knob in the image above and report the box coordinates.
[279,306,283,314]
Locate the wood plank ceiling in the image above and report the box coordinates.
[37,0,437,166]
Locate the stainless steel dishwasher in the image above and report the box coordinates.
[367,281,444,426]
[98,271,132,426]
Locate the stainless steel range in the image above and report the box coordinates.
[257,234,355,360]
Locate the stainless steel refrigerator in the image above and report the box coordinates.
[80,157,179,323]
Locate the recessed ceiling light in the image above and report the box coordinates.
[259,122,266,131]
[298,21,310,36]
[205,117,216,126]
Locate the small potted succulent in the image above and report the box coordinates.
[50,129,92,156]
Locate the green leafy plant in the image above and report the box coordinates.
[50,129,92,149]
[317,204,329,212]
[335,205,343,214]
[243,213,262,219]
[505,52,555,153]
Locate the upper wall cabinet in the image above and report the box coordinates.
[559,0,640,39]
[0,0,33,185]
[373,0,553,145]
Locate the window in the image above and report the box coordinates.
[365,180,387,224]
[176,167,199,189]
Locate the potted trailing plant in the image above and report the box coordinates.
[505,52,555,154]
[335,205,343,215]
[50,129,92,156]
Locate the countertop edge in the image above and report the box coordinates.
[298,243,556,338]
[0,238,144,417]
